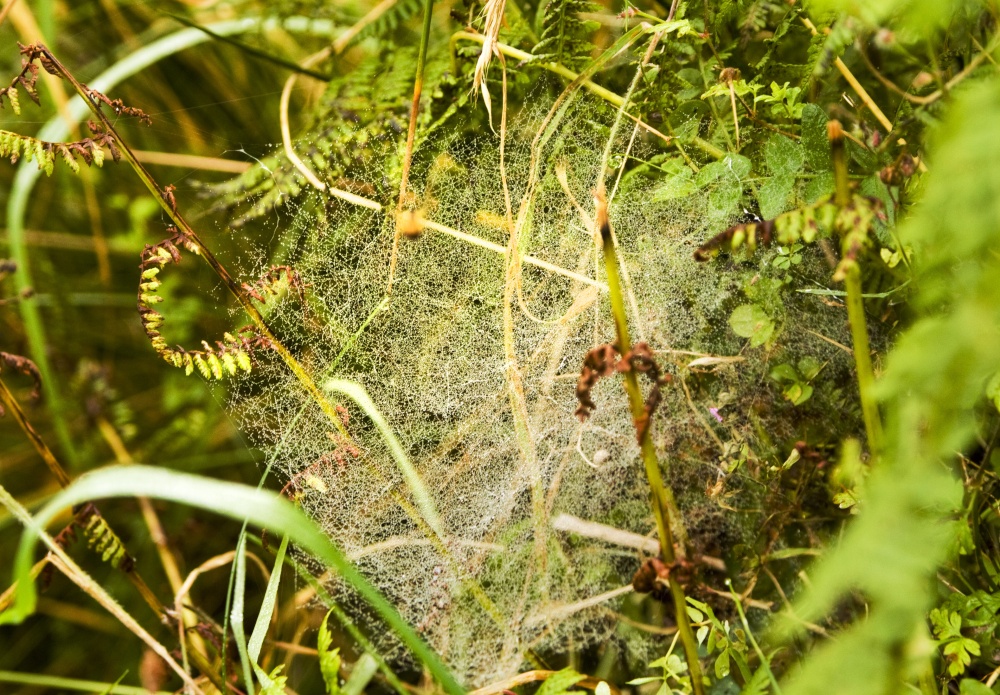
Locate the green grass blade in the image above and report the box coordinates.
[324,379,443,536]
[0,670,171,695]
[249,534,289,662]
[343,653,379,695]
[231,536,257,693]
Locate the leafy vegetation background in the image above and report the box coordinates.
[0,0,999,694]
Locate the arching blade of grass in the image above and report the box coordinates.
[324,379,443,536]
[0,465,465,695]
[230,535,257,693]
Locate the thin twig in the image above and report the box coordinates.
[132,149,251,174]
[280,46,332,191]
[857,32,1000,106]
[525,584,634,625]
[0,376,71,488]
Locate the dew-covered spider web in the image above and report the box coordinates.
[206,79,863,685]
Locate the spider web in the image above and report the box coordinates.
[214,84,861,685]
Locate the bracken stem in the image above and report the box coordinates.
[830,121,884,457]
[595,194,704,695]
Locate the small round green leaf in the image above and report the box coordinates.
[729,305,775,347]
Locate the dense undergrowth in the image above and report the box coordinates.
[1,0,999,694]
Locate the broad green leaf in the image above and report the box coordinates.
[729,305,775,347]
[536,667,586,695]
[765,134,805,176]
[798,356,823,380]
[804,172,835,202]
[651,165,696,201]
[728,153,753,179]
[783,382,814,406]
[757,174,795,220]
[848,140,879,173]
[801,103,832,171]
[709,182,743,223]
[769,364,799,383]
[697,155,752,186]
[959,679,994,695]
[714,650,730,679]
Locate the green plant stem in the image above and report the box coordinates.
[727,580,781,694]
[830,122,883,456]
[597,208,703,695]
[844,266,884,456]
[166,13,333,80]
[0,670,173,695]
[398,0,433,209]
[0,375,71,488]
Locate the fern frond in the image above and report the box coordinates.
[340,0,423,50]
[79,506,132,571]
[531,0,599,71]
[694,191,884,280]
[0,44,43,115]
[0,126,115,176]
[137,230,275,379]
[808,18,857,78]
[0,352,42,416]
[210,47,420,224]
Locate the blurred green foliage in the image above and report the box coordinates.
[0,0,999,693]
